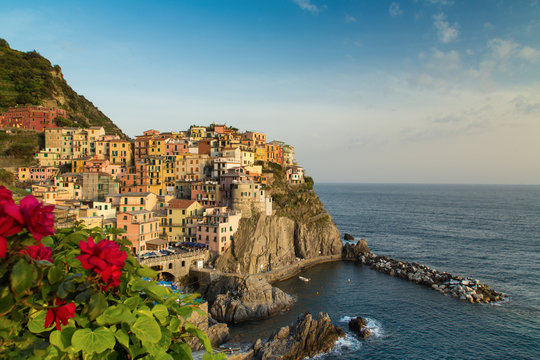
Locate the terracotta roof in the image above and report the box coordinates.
[168,199,197,209]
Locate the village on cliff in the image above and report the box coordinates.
[0,105,306,264]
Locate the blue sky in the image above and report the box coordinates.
[1,0,539,184]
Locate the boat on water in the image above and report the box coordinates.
[299,276,310,282]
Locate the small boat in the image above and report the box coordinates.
[299,276,310,282]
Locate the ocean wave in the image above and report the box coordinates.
[310,333,362,359]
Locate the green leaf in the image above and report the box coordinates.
[168,317,181,333]
[0,286,15,314]
[28,310,52,333]
[171,342,192,359]
[145,327,172,356]
[131,315,161,344]
[154,352,174,360]
[152,304,169,325]
[87,292,108,320]
[123,296,140,310]
[74,288,95,303]
[71,327,116,355]
[185,322,212,353]
[136,266,157,279]
[10,259,33,294]
[114,328,130,349]
[49,326,76,352]
[96,304,134,326]
[47,266,63,285]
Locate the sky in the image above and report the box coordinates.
[1,0,539,184]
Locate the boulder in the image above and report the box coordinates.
[342,239,371,261]
[209,275,294,324]
[239,313,345,360]
[348,316,373,339]
[344,233,354,241]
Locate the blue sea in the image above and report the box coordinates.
[228,184,540,359]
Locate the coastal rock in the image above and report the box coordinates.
[344,233,354,241]
[209,275,294,324]
[348,316,373,339]
[215,212,342,275]
[357,250,504,304]
[237,312,345,360]
[342,239,371,261]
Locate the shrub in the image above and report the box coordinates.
[0,186,223,359]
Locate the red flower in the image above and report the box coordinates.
[20,243,53,263]
[0,186,13,205]
[45,298,76,331]
[0,187,24,238]
[19,195,55,242]
[99,265,123,291]
[0,236,6,259]
[76,237,127,291]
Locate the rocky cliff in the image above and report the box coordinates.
[201,275,294,324]
[232,312,345,360]
[215,165,342,274]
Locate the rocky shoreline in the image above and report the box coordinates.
[343,241,504,304]
[230,312,345,360]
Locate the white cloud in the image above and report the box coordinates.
[487,38,540,63]
[433,13,459,43]
[519,46,540,62]
[430,48,461,71]
[292,0,319,14]
[345,14,356,23]
[389,2,403,17]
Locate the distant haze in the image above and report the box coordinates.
[1,1,539,184]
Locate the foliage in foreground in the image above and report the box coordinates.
[0,186,225,359]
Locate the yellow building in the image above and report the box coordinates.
[166,199,203,243]
[189,126,206,140]
[109,139,133,167]
[254,146,266,162]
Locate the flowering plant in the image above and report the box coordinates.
[0,186,224,359]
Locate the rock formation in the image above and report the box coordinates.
[208,275,294,324]
[348,316,372,339]
[342,239,370,260]
[344,233,354,241]
[214,213,342,275]
[233,312,345,360]
[358,252,504,304]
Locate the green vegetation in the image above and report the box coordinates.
[262,162,327,223]
[0,38,126,137]
[0,129,42,167]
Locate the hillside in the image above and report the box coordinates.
[0,38,126,137]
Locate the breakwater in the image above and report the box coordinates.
[358,252,504,304]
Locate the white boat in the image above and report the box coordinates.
[299,276,310,282]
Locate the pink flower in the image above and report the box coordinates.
[19,195,55,242]
[0,236,6,259]
[45,298,76,331]
[0,186,24,238]
[20,243,53,263]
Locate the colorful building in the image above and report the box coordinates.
[166,199,203,244]
[196,206,241,253]
[117,210,160,254]
[0,105,66,131]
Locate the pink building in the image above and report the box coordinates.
[18,166,59,183]
[117,210,160,254]
[196,206,241,253]
[164,138,189,156]
[190,181,222,208]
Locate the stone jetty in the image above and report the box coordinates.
[358,252,504,304]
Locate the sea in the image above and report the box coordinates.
[228,183,540,359]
